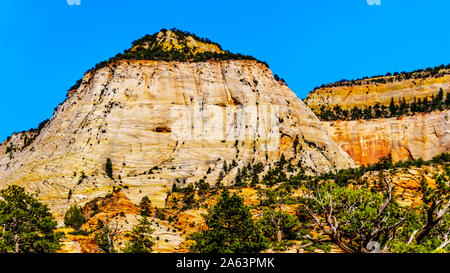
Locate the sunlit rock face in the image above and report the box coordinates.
[323,110,449,165]
[305,72,450,112]
[0,58,353,217]
[305,67,450,166]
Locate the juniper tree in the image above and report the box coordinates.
[215,171,224,188]
[299,175,406,253]
[258,209,300,243]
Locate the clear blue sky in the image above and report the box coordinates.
[0,0,449,142]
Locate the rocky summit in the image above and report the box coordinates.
[0,29,354,219]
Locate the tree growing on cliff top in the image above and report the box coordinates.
[0,186,61,253]
[389,98,398,116]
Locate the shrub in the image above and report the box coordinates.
[190,190,267,253]
[64,205,85,231]
[105,158,113,179]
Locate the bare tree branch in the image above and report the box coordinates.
[377,175,392,217]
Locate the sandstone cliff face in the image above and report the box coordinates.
[0,130,38,155]
[322,110,449,165]
[0,59,354,217]
[305,74,450,111]
[305,66,450,165]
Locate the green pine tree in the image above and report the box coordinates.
[105,158,113,179]
[64,205,85,231]
[215,171,224,188]
[139,196,152,217]
[438,88,444,102]
[190,190,267,253]
[123,217,155,253]
[389,98,397,116]
[223,161,228,173]
[0,186,60,253]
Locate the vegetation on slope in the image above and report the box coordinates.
[85,28,268,78]
[4,119,49,154]
[315,88,449,121]
[171,152,450,253]
[189,190,267,253]
[0,186,61,253]
[2,151,447,253]
[312,63,450,91]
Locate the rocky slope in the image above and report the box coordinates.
[57,159,447,253]
[0,29,354,219]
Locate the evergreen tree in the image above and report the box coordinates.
[190,191,267,253]
[381,105,389,117]
[139,196,152,217]
[258,209,300,243]
[399,97,408,115]
[438,88,444,102]
[250,173,259,187]
[0,186,60,253]
[423,97,430,112]
[389,98,397,116]
[215,171,224,188]
[300,180,405,253]
[223,161,228,173]
[234,168,243,187]
[351,106,362,120]
[105,158,113,179]
[411,97,417,114]
[123,217,155,253]
[64,205,85,231]
[94,219,119,253]
[278,154,287,168]
[373,103,382,118]
[171,183,178,193]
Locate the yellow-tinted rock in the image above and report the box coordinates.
[323,110,449,165]
[0,59,354,219]
[305,72,450,111]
